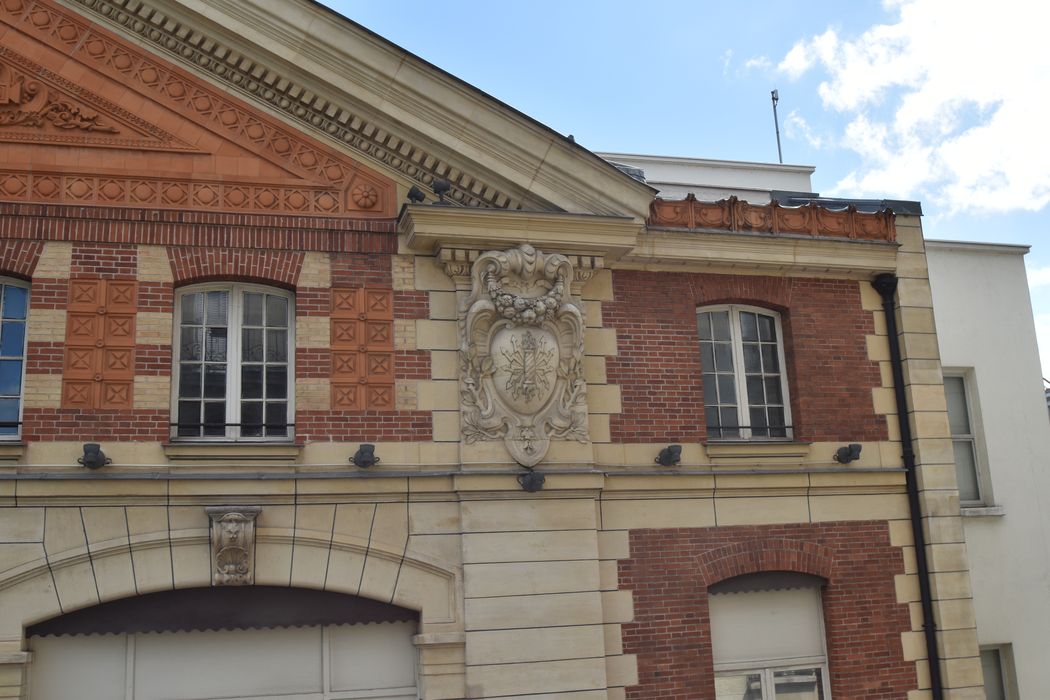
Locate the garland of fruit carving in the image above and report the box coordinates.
[460,244,588,467]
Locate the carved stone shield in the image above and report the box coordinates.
[460,244,588,466]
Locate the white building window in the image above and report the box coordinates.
[709,575,830,700]
[0,280,27,440]
[980,646,1017,700]
[698,305,792,440]
[943,373,984,503]
[173,284,294,440]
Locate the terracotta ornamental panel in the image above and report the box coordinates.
[0,0,396,216]
[62,278,138,409]
[331,288,395,411]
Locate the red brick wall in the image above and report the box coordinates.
[618,521,917,699]
[604,270,886,443]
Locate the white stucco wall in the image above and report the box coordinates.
[595,152,814,203]
[926,240,1050,698]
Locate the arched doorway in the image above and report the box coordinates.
[25,586,420,700]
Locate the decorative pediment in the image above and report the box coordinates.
[0,0,397,216]
[460,245,589,467]
[55,0,654,217]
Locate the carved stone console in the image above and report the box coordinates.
[459,244,589,466]
[205,506,261,586]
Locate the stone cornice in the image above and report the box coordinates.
[61,0,654,217]
[400,205,643,260]
[620,228,899,279]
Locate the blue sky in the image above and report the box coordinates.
[329,1,1050,377]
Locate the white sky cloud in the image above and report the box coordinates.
[777,0,1050,213]
[743,56,772,71]
[783,110,823,149]
[1027,264,1050,288]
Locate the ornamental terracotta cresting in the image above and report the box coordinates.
[460,244,588,467]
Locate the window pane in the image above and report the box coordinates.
[0,321,25,357]
[717,375,736,405]
[242,328,264,362]
[0,360,21,396]
[0,397,19,435]
[740,312,759,342]
[710,311,731,340]
[953,439,981,501]
[714,343,734,372]
[181,293,203,325]
[773,667,825,699]
[265,401,287,437]
[761,345,780,373]
[750,407,768,430]
[243,293,263,326]
[768,407,786,431]
[981,649,1006,700]
[203,401,226,437]
[180,327,203,361]
[698,313,713,341]
[765,377,783,405]
[205,327,227,362]
[241,365,263,399]
[743,344,761,373]
[944,376,971,435]
[758,314,777,342]
[203,365,226,399]
[703,374,718,406]
[177,400,201,437]
[720,406,738,430]
[715,673,763,700]
[266,366,288,399]
[266,295,288,327]
[266,330,288,362]
[746,376,765,405]
[205,291,228,326]
[241,401,263,437]
[700,342,714,370]
[2,286,27,320]
[178,364,202,399]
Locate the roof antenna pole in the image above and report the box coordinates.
[771,89,783,164]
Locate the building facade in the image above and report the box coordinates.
[0,1,984,698]
[927,241,1050,699]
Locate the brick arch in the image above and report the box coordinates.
[696,538,836,587]
[690,273,793,311]
[167,247,305,289]
[0,240,43,280]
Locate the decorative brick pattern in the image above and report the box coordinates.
[61,279,137,409]
[619,521,917,700]
[23,408,167,441]
[0,239,43,278]
[604,270,886,443]
[330,288,395,411]
[166,247,305,287]
[295,410,432,441]
[0,203,398,253]
[330,253,393,288]
[71,243,137,279]
[28,279,67,310]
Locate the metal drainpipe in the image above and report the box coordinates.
[872,273,944,698]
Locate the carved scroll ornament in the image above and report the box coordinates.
[0,65,118,133]
[206,506,261,586]
[460,244,588,466]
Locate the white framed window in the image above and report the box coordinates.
[980,645,1018,700]
[710,580,831,700]
[698,305,792,440]
[0,279,28,440]
[943,372,986,504]
[172,284,294,441]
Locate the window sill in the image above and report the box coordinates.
[960,504,1005,518]
[704,441,811,461]
[163,442,302,464]
[0,442,26,463]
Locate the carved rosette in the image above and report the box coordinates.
[205,506,261,586]
[460,244,588,466]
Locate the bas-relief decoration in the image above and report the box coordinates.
[460,244,588,467]
[50,0,541,211]
[649,194,897,242]
[206,506,261,586]
[0,0,397,215]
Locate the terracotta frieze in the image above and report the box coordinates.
[648,194,896,242]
